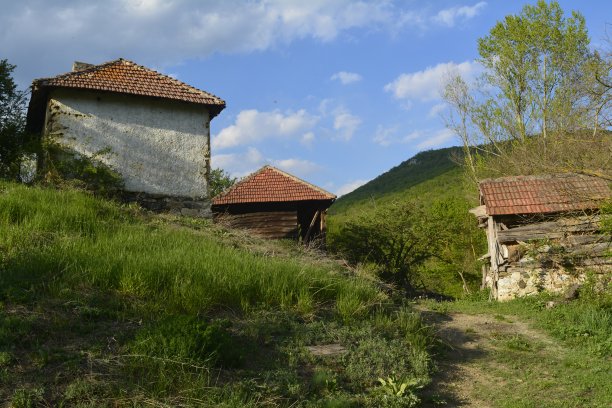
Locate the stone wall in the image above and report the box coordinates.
[122,192,212,218]
[486,231,611,301]
[43,88,211,198]
[496,267,591,301]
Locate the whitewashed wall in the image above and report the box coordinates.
[44,89,211,198]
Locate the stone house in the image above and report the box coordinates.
[470,173,611,301]
[212,165,336,242]
[26,59,225,216]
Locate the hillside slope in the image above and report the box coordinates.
[327,146,485,298]
[0,182,435,407]
[331,147,463,215]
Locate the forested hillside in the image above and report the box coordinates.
[327,147,486,298]
[331,147,463,215]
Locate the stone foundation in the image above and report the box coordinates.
[494,264,609,301]
[122,192,212,218]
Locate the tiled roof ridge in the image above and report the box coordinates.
[213,165,270,201]
[262,165,336,199]
[33,58,225,106]
[212,165,336,204]
[478,172,610,216]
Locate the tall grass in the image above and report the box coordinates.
[0,182,437,406]
[0,182,380,317]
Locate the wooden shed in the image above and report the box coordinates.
[211,166,336,242]
[470,173,611,301]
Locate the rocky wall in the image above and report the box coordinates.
[122,192,212,218]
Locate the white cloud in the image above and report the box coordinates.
[385,60,477,102]
[213,109,319,150]
[213,147,321,179]
[373,125,398,147]
[373,126,423,147]
[403,130,423,143]
[273,158,321,177]
[301,132,315,147]
[416,128,455,150]
[428,102,447,118]
[331,71,362,84]
[213,147,266,177]
[333,108,362,141]
[434,2,487,27]
[1,0,407,84]
[336,179,369,196]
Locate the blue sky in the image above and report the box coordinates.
[2,0,610,195]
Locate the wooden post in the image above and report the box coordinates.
[487,216,499,300]
[303,210,320,243]
[481,264,489,290]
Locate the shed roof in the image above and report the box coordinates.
[27,58,225,132]
[212,166,336,206]
[479,173,610,216]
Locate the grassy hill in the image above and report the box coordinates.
[0,182,435,407]
[330,147,464,215]
[327,146,485,298]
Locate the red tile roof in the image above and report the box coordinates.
[212,166,336,205]
[32,58,225,110]
[479,173,610,216]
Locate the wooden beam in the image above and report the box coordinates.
[303,210,320,243]
[496,216,601,243]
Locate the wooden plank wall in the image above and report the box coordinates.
[215,211,298,239]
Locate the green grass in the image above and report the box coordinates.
[436,289,612,357]
[422,290,612,407]
[0,182,435,406]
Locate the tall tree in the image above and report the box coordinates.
[477,0,591,140]
[0,59,28,181]
[444,1,610,180]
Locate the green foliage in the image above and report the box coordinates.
[600,199,612,235]
[477,0,591,140]
[0,181,437,405]
[0,181,382,316]
[331,147,462,214]
[130,317,244,367]
[42,142,124,195]
[0,59,32,182]
[332,200,435,293]
[329,162,486,297]
[11,387,44,408]
[373,377,422,407]
[209,167,237,198]
[310,368,338,395]
[445,1,608,181]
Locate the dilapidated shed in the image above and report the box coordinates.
[211,166,336,242]
[470,173,611,301]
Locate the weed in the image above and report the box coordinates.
[11,387,44,408]
[371,376,423,407]
[311,368,338,395]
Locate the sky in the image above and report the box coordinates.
[2,0,610,196]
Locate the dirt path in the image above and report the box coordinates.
[417,306,561,407]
